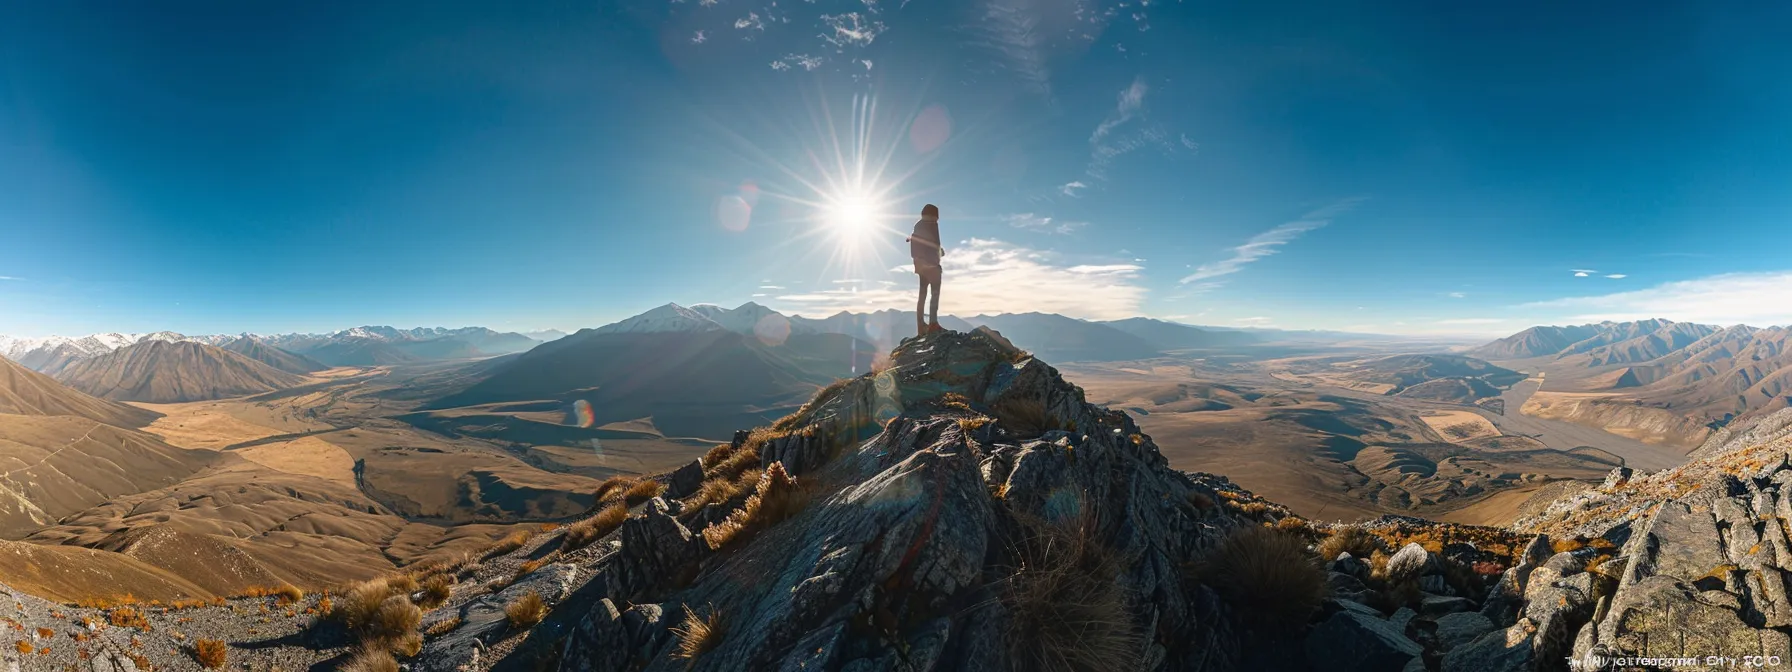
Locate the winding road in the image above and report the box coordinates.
[1488,378,1688,472]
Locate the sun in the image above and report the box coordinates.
[823,189,882,241]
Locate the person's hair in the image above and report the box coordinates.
[921,204,940,219]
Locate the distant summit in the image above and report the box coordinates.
[54,340,307,403]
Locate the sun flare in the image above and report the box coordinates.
[824,190,882,241]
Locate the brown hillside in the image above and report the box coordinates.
[0,415,220,537]
[0,356,160,427]
[55,340,308,403]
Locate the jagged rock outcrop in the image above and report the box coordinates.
[555,328,1274,671]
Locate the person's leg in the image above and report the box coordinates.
[916,272,928,336]
[927,272,941,331]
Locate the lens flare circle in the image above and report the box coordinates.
[572,399,596,428]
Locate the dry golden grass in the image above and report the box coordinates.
[417,575,453,611]
[564,503,629,552]
[1316,527,1386,562]
[701,462,809,551]
[702,442,734,467]
[274,584,303,606]
[671,604,727,662]
[340,645,400,672]
[504,591,548,629]
[999,515,1140,672]
[387,574,419,596]
[194,638,227,669]
[1195,526,1326,632]
[35,627,52,638]
[484,531,534,559]
[990,396,1054,438]
[12,641,30,655]
[423,616,462,638]
[594,475,638,504]
[624,479,667,505]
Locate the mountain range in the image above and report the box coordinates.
[1473,318,1792,447]
[0,326,546,373]
[55,340,310,404]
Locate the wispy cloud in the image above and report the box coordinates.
[773,238,1144,320]
[1448,292,1466,299]
[758,285,785,290]
[0,276,19,281]
[820,13,885,48]
[1179,197,1365,286]
[1437,318,1507,325]
[1571,269,1597,277]
[1091,76,1147,143]
[969,0,1053,96]
[1001,212,1085,235]
[1605,274,1627,279]
[1058,181,1087,197]
[1520,271,1792,326]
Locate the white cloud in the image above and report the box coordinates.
[772,238,1144,320]
[1001,212,1084,235]
[820,13,885,49]
[1058,181,1087,197]
[1574,272,1591,277]
[1448,292,1466,299]
[1519,271,1792,326]
[1571,268,1597,277]
[1179,197,1365,286]
[734,12,765,30]
[0,276,18,281]
[1605,274,1627,279]
[758,285,786,290]
[1091,76,1148,143]
[691,30,707,44]
[771,54,824,71]
[752,293,767,297]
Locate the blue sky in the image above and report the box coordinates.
[2,1,1789,338]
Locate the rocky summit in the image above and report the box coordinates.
[5,328,1792,671]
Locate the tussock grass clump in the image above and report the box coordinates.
[1316,526,1386,562]
[328,579,424,656]
[423,616,462,638]
[990,396,1054,438]
[594,475,639,504]
[701,462,809,551]
[193,638,228,669]
[484,530,534,559]
[386,574,420,597]
[672,603,727,662]
[13,641,31,655]
[505,591,548,629]
[624,479,667,505]
[274,584,304,606]
[702,442,734,468]
[1195,526,1327,632]
[417,575,453,610]
[998,515,1141,672]
[564,502,629,551]
[340,644,400,672]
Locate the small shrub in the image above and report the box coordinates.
[624,479,667,505]
[564,503,629,551]
[1276,516,1311,534]
[35,627,51,639]
[331,580,392,634]
[318,595,335,616]
[505,591,548,629]
[387,574,419,596]
[958,416,991,434]
[339,644,400,672]
[594,475,638,504]
[702,442,734,468]
[274,584,303,606]
[671,604,727,661]
[1188,491,1216,511]
[701,462,809,551]
[1195,526,1327,632]
[1316,527,1385,562]
[194,638,228,668]
[108,607,149,630]
[12,640,30,655]
[999,515,1140,672]
[417,575,453,610]
[367,595,422,649]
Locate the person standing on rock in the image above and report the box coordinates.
[907,203,945,337]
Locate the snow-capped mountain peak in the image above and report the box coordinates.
[593,303,727,334]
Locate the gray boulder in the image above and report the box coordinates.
[1304,610,1423,672]
[667,459,705,499]
[1442,625,1534,672]
[1385,543,1433,583]
[1431,612,1495,652]
[607,497,704,602]
[418,563,581,670]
